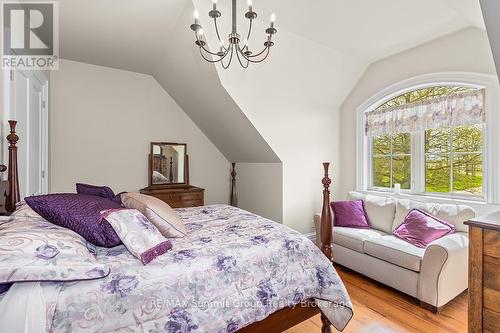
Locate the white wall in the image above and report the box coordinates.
[50,60,230,204]
[339,28,498,199]
[196,9,366,234]
[236,163,283,223]
[480,0,500,81]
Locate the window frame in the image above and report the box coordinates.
[356,73,500,204]
[369,133,412,191]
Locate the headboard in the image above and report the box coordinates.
[0,120,20,214]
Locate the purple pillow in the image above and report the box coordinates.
[393,209,455,248]
[331,200,370,228]
[25,194,122,247]
[76,183,115,199]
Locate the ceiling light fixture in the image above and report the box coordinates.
[190,0,277,69]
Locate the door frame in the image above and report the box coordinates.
[3,69,49,195]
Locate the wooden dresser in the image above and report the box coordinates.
[140,186,205,208]
[465,212,500,333]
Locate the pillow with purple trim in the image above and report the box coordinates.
[331,200,371,228]
[101,209,172,264]
[25,194,122,247]
[76,183,115,199]
[393,209,455,248]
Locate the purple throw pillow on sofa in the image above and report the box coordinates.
[393,209,455,248]
[76,183,115,199]
[25,194,122,247]
[331,200,370,228]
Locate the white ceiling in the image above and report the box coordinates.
[235,0,485,62]
[58,0,488,162]
[59,0,186,74]
[60,0,485,74]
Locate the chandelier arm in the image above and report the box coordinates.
[235,48,250,68]
[213,18,228,52]
[241,46,270,63]
[198,45,231,63]
[221,45,234,69]
[198,48,225,63]
[194,32,225,57]
[241,43,269,59]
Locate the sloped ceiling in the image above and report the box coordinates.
[59,0,486,163]
[480,0,500,81]
[59,0,279,163]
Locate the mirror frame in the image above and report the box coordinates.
[148,142,189,187]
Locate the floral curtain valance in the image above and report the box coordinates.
[365,88,485,137]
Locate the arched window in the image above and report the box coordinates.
[356,73,500,203]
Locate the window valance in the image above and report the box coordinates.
[365,88,485,137]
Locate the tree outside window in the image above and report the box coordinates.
[371,86,484,196]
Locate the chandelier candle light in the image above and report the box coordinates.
[190,0,277,69]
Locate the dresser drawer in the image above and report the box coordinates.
[484,230,500,259]
[484,255,500,291]
[140,186,205,209]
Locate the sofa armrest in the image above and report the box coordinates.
[418,232,469,307]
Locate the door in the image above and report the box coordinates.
[6,69,49,198]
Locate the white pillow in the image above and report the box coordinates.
[121,192,187,238]
[392,199,475,233]
[348,192,396,234]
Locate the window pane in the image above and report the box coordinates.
[392,133,411,154]
[453,154,483,196]
[425,154,450,193]
[392,155,411,189]
[373,135,390,155]
[373,156,391,188]
[425,128,450,154]
[453,125,483,153]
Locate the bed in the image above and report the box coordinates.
[0,121,353,333]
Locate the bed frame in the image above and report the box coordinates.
[1,122,336,332]
[233,162,335,333]
[1,120,20,214]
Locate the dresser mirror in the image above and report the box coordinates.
[149,142,188,187]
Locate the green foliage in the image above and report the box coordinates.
[372,86,483,196]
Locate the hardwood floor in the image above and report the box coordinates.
[285,265,467,333]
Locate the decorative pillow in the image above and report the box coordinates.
[101,209,172,264]
[121,192,187,238]
[10,201,43,219]
[348,191,396,233]
[393,209,456,248]
[25,194,122,247]
[0,215,110,283]
[76,183,115,199]
[331,200,371,228]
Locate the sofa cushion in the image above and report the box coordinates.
[333,227,386,253]
[364,235,425,272]
[393,199,475,233]
[348,192,396,234]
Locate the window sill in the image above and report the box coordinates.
[361,189,488,205]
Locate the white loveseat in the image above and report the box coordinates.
[314,191,474,311]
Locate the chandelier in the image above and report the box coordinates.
[190,0,277,69]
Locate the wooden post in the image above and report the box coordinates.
[230,163,237,206]
[5,120,20,213]
[320,162,333,333]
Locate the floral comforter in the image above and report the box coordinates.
[9,205,353,332]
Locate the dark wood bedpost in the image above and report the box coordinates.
[320,162,333,260]
[5,120,20,213]
[230,163,238,207]
[320,162,333,333]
